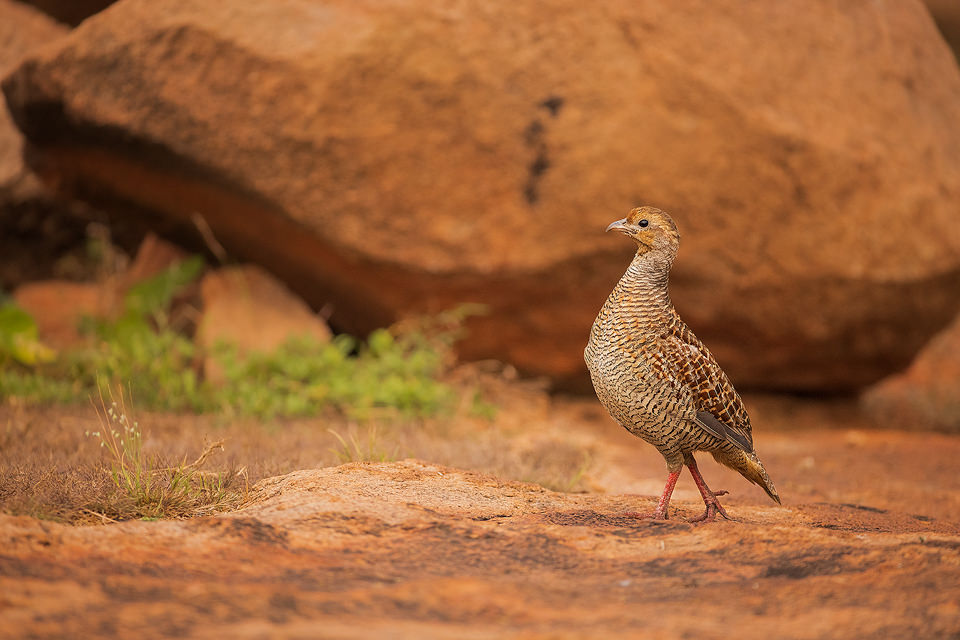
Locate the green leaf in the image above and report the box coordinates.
[0,304,34,337]
[367,328,394,356]
[124,256,205,319]
[0,303,56,365]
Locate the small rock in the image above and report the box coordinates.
[196,265,331,381]
[12,280,116,348]
[120,232,189,290]
[11,234,201,348]
[862,314,960,432]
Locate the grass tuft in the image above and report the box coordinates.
[82,384,244,521]
[328,425,400,463]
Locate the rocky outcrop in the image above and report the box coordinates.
[1,460,958,638]
[862,314,960,432]
[4,0,960,391]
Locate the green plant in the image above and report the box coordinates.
[0,368,79,404]
[123,256,204,324]
[72,320,201,411]
[207,327,460,420]
[69,257,206,411]
[1,256,488,420]
[0,258,206,412]
[0,302,56,366]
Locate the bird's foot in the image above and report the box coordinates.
[688,492,729,523]
[621,470,681,521]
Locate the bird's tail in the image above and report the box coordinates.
[716,449,781,504]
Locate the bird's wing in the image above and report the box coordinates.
[651,320,754,452]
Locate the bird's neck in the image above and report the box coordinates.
[607,249,675,324]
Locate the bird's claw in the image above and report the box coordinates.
[688,498,729,523]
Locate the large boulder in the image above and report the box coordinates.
[4,0,960,391]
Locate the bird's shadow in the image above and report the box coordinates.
[540,509,701,531]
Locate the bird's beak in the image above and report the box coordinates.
[605,218,629,234]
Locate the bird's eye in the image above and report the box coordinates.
[638,219,649,228]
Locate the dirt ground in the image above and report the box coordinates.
[1,392,959,639]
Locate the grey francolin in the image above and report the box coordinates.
[584,206,780,522]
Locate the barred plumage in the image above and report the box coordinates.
[584,206,780,521]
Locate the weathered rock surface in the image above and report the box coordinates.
[1,459,958,639]
[862,314,960,432]
[4,0,960,391]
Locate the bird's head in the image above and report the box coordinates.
[605,206,680,257]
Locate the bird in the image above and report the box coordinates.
[584,206,780,522]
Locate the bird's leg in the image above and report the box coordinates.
[686,457,729,523]
[652,469,681,519]
[624,469,681,520]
